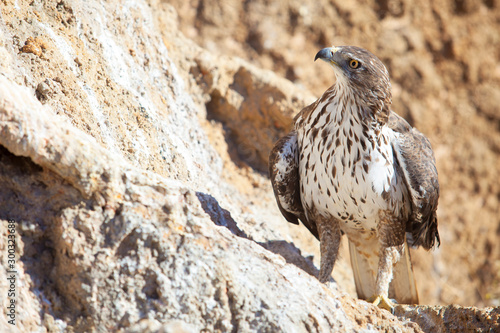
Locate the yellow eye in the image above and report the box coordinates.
[349,59,360,69]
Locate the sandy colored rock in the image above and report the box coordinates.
[395,304,500,332]
[20,36,48,57]
[0,0,499,332]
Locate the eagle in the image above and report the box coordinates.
[269,46,440,311]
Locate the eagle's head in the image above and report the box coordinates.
[315,46,392,121]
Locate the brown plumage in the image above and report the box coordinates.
[269,45,440,310]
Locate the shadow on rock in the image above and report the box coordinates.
[258,240,322,280]
[196,192,248,238]
[196,191,330,282]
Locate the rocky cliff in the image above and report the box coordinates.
[0,0,499,332]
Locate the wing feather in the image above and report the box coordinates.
[389,241,419,304]
[389,112,440,249]
[269,131,318,239]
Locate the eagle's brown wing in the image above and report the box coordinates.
[269,131,318,239]
[388,111,440,250]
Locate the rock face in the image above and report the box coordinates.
[0,0,498,332]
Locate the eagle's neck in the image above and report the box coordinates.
[330,74,391,126]
[309,83,385,135]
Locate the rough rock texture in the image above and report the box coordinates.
[394,305,500,332]
[0,0,499,332]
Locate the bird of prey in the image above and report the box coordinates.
[269,45,440,311]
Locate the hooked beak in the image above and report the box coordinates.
[314,46,340,66]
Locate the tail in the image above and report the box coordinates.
[348,240,419,305]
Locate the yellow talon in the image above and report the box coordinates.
[367,295,395,313]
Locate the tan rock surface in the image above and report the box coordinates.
[0,0,498,332]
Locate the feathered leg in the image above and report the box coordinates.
[369,246,402,311]
[369,214,406,311]
[317,216,342,283]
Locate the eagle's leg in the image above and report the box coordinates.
[317,216,341,283]
[370,215,405,311]
[368,246,402,312]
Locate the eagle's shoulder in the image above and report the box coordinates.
[294,99,320,129]
[388,111,440,249]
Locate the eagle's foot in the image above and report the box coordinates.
[367,295,395,313]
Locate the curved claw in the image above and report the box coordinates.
[367,295,395,314]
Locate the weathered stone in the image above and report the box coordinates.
[395,305,500,332]
[0,0,499,332]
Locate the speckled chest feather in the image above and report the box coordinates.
[296,86,409,233]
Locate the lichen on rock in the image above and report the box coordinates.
[0,0,499,332]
